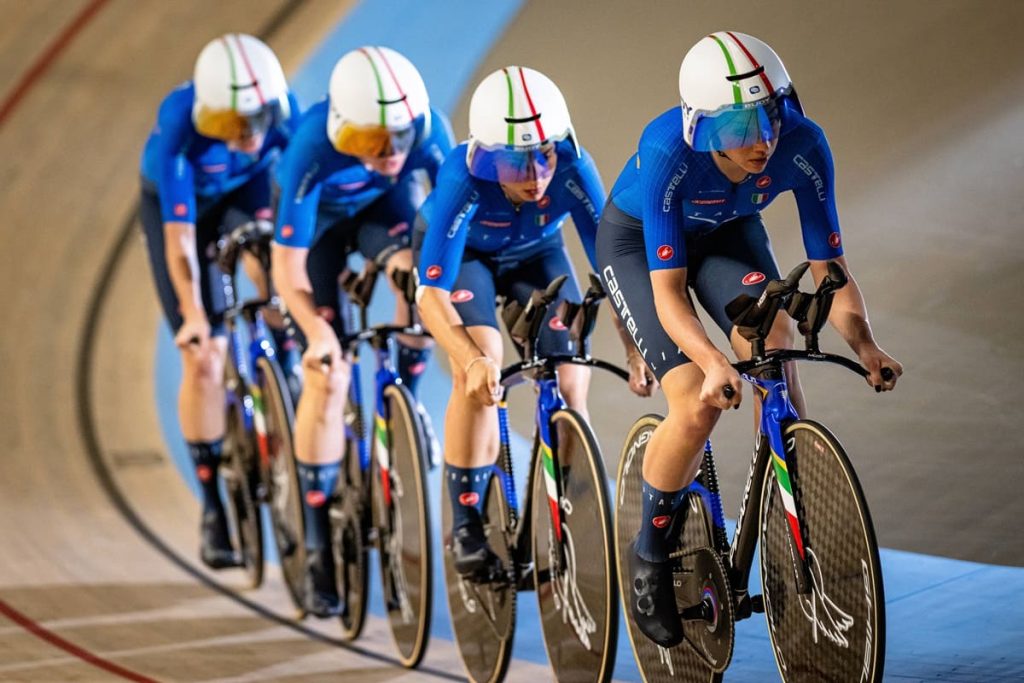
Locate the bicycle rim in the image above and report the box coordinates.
[442,474,516,683]
[532,409,617,683]
[255,356,305,610]
[759,420,885,683]
[223,397,264,588]
[614,414,721,683]
[373,384,432,667]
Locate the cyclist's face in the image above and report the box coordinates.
[227,131,265,154]
[499,145,557,203]
[720,123,779,174]
[361,151,409,177]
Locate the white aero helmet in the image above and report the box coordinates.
[192,33,290,141]
[679,31,803,152]
[327,46,429,157]
[466,66,578,183]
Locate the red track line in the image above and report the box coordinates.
[0,0,111,128]
[0,598,159,682]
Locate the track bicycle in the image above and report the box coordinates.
[615,260,891,682]
[443,274,628,683]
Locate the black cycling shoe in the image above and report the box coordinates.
[629,539,684,648]
[303,549,342,618]
[200,508,241,569]
[451,519,503,581]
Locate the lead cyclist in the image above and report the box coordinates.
[595,31,903,647]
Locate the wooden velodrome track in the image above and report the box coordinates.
[0,0,1022,681]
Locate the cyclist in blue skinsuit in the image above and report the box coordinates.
[598,32,903,647]
[139,34,297,571]
[416,67,644,578]
[271,47,453,617]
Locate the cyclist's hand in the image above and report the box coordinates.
[627,351,659,397]
[858,344,903,392]
[700,361,743,410]
[465,356,501,407]
[302,329,342,375]
[175,314,211,355]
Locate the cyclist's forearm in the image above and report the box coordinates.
[163,221,204,319]
[812,257,878,353]
[418,287,486,369]
[270,244,322,335]
[651,270,729,371]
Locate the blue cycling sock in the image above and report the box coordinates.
[446,464,492,530]
[635,479,688,562]
[188,440,224,513]
[297,461,341,552]
[397,344,431,396]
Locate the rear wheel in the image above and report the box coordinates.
[222,394,263,588]
[255,357,305,610]
[443,473,516,683]
[614,414,722,683]
[759,420,885,683]
[531,409,617,682]
[369,383,432,665]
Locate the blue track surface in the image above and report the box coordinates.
[154,1,1024,679]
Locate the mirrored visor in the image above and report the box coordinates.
[691,96,783,152]
[195,103,277,142]
[468,142,557,183]
[332,121,416,158]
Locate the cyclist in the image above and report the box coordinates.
[596,32,903,647]
[271,46,453,617]
[139,34,297,570]
[416,67,644,579]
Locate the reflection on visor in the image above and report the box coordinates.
[195,104,277,142]
[333,122,416,158]
[468,143,557,183]
[691,97,782,152]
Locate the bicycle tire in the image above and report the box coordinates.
[255,356,305,611]
[531,408,617,683]
[614,414,722,683]
[222,395,264,588]
[442,473,516,683]
[759,419,885,683]
[370,383,433,667]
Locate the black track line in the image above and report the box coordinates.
[72,2,462,679]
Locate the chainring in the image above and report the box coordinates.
[673,546,735,674]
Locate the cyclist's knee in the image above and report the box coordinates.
[384,248,413,282]
[181,343,225,387]
[558,364,591,411]
[765,315,795,351]
[305,360,351,401]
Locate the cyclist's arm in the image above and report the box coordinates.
[417,287,486,371]
[566,147,605,270]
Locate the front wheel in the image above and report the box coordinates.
[371,383,433,667]
[614,414,723,683]
[531,409,617,683]
[759,420,885,682]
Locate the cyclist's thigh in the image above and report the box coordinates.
[596,203,690,380]
[305,215,353,341]
[447,256,499,331]
[355,174,422,267]
[690,213,781,337]
[501,241,583,357]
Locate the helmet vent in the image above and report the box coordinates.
[726,65,764,82]
[230,81,258,90]
[505,113,541,124]
[377,95,408,105]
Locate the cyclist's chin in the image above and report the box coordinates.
[228,135,264,154]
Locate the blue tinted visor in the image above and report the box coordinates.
[468,142,557,183]
[690,91,805,152]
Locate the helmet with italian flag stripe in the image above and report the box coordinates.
[327,46,429,158]
[192,34,290,142]
[466,66,579,183]
[679,31,804,152]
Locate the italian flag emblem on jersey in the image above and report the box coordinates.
[535,213,551,227]
[751,192,769,205]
